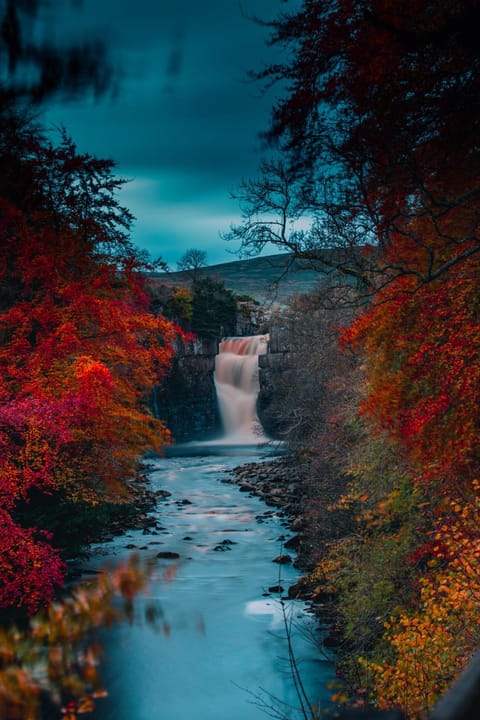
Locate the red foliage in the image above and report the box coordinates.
[263,1,480,285]
[341,242,480,497]
[0,511,65,613]
[0,125,178,612]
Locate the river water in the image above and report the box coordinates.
[88,444,336,720]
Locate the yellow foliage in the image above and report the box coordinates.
[360,516,480,718]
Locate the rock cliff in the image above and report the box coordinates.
[257,317,294,439]
[152,337,221,443]
[152,314,293,444]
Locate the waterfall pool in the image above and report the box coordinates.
[87,446,336,720]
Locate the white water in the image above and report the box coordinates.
[214,335,269,445]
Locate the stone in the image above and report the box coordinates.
[272,554,292,565]
[239,482,255,492]
[156,551,180,559]
[151,340,221,443]
[284,535,300,550]
[292,516,305,531]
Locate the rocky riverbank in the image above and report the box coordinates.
[222,456,340,609]
[78,453,340,615]
[223,455,368,681]
[64,466,161,579]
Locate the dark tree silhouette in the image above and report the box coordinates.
[1,0,115,105]
[191,277,236,339]
[176,248,208,283]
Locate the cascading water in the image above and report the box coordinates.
[214,334,269,444]
[84,332,336,720]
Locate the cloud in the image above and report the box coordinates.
[43,0,283,266]
[119,172,242,265]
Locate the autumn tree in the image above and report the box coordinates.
[0,110,178,612]
[307,242,480,715]
[233,2,480,715]
[0,558,150,720]
[230,0,480,289]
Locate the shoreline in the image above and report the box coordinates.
[224,456,339,620]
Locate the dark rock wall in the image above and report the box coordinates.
[152,338,222,443]
[153,318,287,444]
[257,317,294,439]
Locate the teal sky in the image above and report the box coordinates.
[42,0,292,269]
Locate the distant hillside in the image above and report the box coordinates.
[149,253,326,303]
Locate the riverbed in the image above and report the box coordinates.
[88,445,335,720]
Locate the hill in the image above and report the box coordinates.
[149,253,325,303]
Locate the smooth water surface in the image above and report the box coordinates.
[89,447,335,720]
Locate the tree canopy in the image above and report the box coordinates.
[229,0,480,289]
[191,277,237,339]
[0,109,178,612]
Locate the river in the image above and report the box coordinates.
[87,444,336,720]
[87,335,335,718]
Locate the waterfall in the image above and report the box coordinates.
[214,334,269,444]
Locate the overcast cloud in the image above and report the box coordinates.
[43,0,291,267]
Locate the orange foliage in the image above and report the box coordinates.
[0,129,178,611]
[0,559,148,720]
[361,507,480,717]
[251,1,480,714]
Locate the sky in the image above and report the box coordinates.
[41,0,293,269]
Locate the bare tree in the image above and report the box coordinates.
[224,158,377,292]
[258,285,359,445]
[227,2,480,295]
[176,248,208,283]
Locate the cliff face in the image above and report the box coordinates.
[153,316,291,444]
[152,338,222,443]
[257,318,294,439]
